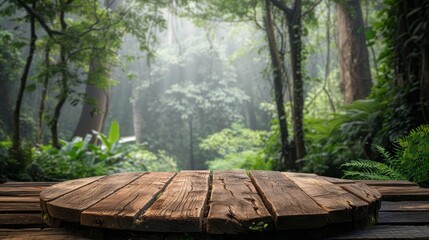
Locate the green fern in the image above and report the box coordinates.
[342,159,407,180]
[342,125,429,185]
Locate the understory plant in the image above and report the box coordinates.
[202,123,273,170]
[342,125,429,186]
[34,121,177,180]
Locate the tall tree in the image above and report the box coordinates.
[10,0,37,163]
[73,54,110,142]
[336,0,372,104]
[73,0,119,142]
[269,0,306,162]
[264,0,293,169]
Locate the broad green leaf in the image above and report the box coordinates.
[108,120,120,144]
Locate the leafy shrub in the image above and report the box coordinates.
[201,123,272,170]
[200,122,265,155]
[34,121,177,180]
[342,125,429,185]
[207,151,272,170]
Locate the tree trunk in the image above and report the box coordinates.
[336,0,372,104]
[132,97,142,144]
[189,117,194,170]
[36,46,50,145]
[264,0,293,170]
[286,1,306,161]
[0,77,14,136]
[73,0,119,142]
[73,58,109,142]
[50,8,68,148]
[10,1,37,162]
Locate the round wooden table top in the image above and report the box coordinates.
[40,170,381,234]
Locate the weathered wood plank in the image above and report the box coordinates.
[0,186,46,196]
[0,202,41,213]
[340,182,382,209]
[206,170,272,234]
[40,176,103,211]
[135,171,210,232]
[322,177,355,184]
[378,212,429,224]
[330,225,429,239]
[284,172,368,223]
[0,213,43,226]
[0,196,40,203]
[80,172,175,229]
[46,172,144,222]
[380,201,429,212]
[355,180,418,187]
[249,170,328,229]
[375,187,429,201]
[0,182,57,187]
[0,228,91,240]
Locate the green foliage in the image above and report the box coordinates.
[200,123,265,156]
[202,123,272,170]
[342,125,429,185]
[33,121,177,180]
[207,150,272,171]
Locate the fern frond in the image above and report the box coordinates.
[341,159,407,180]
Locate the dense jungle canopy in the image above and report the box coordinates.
[0,0,428,185]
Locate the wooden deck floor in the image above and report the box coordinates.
[1,177,429,239]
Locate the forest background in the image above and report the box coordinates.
[0,0,428,185]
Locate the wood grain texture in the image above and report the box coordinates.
[284,172,368,223]
[0,213,43,226]
[355,180,418,187]
[378,212,429,224]
[46,172,144,222]
[249,170,328,229]
[135,171,210,232]
[0,202,41,213]
[40,176,102,201]
[0,186,45,196]
[80,172,175,229]
[0,196,39,203]
[374,187,429,201]
[207,170,272,234]
[340,182,382,210]
[0,228,91,240]
[381,201,429,212]
[322,177,355,184]
[331,225,429,239]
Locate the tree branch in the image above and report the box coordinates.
[16,0,63,36]
[269,0,293,18]
[302,0,323,18]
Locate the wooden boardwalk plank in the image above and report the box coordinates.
[0,186,46,196]
[0,228,91,240]
[46,172,144,222]
[355,180,418,187]
[380,201,429,212]
[80,172,175,229]
[284,173,368,223]
[0,202,41,213]
[135,171,210,232]
[378,212,429,224]
[207,170,272,234]
[0,196,40,203]
[322,177,355,184]
[330,225,429,239]
[0,182,57,187]
[340,183,382,210]
[0,213,43,226]
[249,170,328,229]
[375,187,429,201]
[40,176,103,211]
